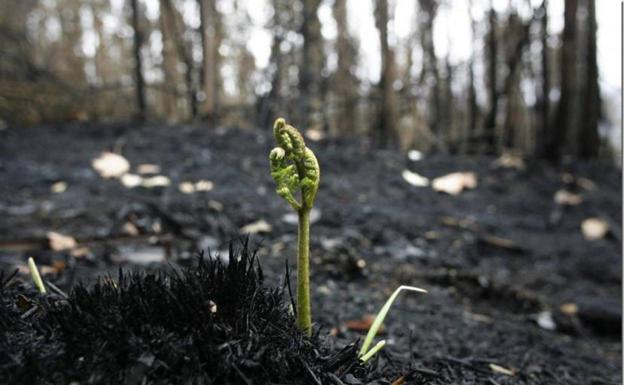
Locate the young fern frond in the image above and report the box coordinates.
[269,118,320,335]
[359,285,427,360]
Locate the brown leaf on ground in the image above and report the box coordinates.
[554,189,583,206]
[345,314,383,333]
[47,231,77,251]
[92,152,130,179]
[581,218,609,240]
[432,172,477,195]
[489,363,515,376]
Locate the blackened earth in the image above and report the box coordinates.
[0,123,621,384]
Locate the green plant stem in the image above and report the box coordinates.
[297,208,312,335]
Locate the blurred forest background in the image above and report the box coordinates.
[0,0,621,162]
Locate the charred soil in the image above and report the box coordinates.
[0,123,621,384]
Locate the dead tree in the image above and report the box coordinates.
[483,6,498,154]
[546,0,578,161]
[535,0,550,157]
[578,0,601,158]
[162,0,199,119]
[444,55,456,152]
[374,0,399,147]
[501,11,534,150]
[466,0,478,152]
[418,0,441,146]
[299,0,324,130]
[199,0,221,122]
[332,0,358,136]
[159,0,182,122]
[130,0,146,121]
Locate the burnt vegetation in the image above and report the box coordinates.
[0,243,367,385]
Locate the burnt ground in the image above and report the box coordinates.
[0,123,621,384]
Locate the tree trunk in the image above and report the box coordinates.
[374,0,399,148]
[483,7,498,154]
[502,12,533,150]
[535,0,550,157]
[332,0,358,136]
[130,0,146,121]
[444,55,456,152]
[299,0,323,130]
[159,0,181,122]
[547,0,578,161]
[466,0,478,153]
[418,0,441,147]
[199,0,220,122]
[578,0,601,158]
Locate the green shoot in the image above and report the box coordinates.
[269,118,320,335]
[360,340,386,363]
[28,257,47,294]
[359,285,427,359]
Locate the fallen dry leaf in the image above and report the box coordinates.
[560,302,579,315]
[92,152,130,178]
[47,231,77,251]
[493,153,525,170]
[390,376,406,385]
[70,247,91,259]
[51,181,67,194]
[402,169,429,187]
[179,180,214,194]
[240,219,272,234]
[179,182,195,194]
[581,218,609,240]
[208,200,224,212]
[17,262,57,276]
[194,180,214,191]
[407,150,423,161]
[136,163,161,174]
[345,314,383,333]
[141,175,171,188]
[576,177,596,191]
[489,363,515,376]
[305,128,325,141]
[432,172,477,195]
[554,189,583,206]
[51,260,66,273]
[120,173,142,188]
[122,222,140,236]
[536,311,556,331]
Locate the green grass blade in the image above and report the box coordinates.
[28,257,47,294]
[360,340,386,362]
[359,285,427,358]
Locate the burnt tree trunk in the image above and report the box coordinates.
[418,0,441,147]
[578,0,601,158]
[130,0,146,121]
[536,0,550,157]
[483,6,498,154]
[466,0,478,153]
[374,0,399,148]
[159,0,181,122]
[502,12,533,150]
[547,0,578,161]
[299,0,323,130]
[332,0,358,136]
[199,0,220,123]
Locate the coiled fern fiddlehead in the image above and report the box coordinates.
[269,118,319,335]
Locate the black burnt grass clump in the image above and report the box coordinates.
[0,243,363,385]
